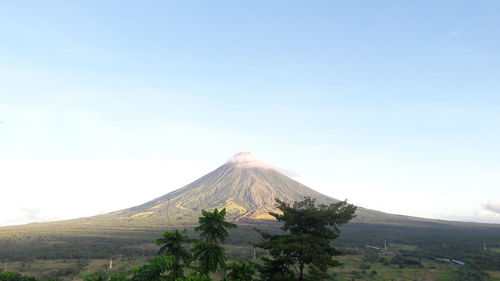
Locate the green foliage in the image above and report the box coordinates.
[223,262,256,281]
[84,275,107,281]
[193,208,236,275]
[85,273,128,281]
[131,255,176,281]
[110,274,129,281]
[156,229,194,279]
[255,197,356,281]
[80,208,240,281]
[256,257,295,281]
[390,255,422,268]
[126,208,242,280]
[182,273,211,281]
[0,271,37,281]
[195,209,236,244]
[8,203,500,280]
[2,216,500,272]
[82,252,212,281]
[156,229,194,257]
[452,266,490,281]
[358,263,371,270]
[192,241,226,275]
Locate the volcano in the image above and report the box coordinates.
[108,152,336,222]
[102,152,427,226]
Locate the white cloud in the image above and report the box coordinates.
[438,202,500,224]
[483,201,500,215]
[228,151,272,169]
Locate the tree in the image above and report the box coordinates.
[256,256,295,281]
[156,229,194,279]
[195,208,236,244]
[223,262,256,281]
[255,197,356,281]
[192,208,236,275]
[130,255,213,281]
[130,255,176,281]
[453,266,489,281]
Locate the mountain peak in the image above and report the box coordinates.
[113,150,334,222]
[227,151,272,169]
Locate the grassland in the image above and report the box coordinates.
[491,248,500,254]
[3,244,500,281]
[1,219,500,280]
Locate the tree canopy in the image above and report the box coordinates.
[155,229,194,279]
[255,197,356,281]
[193,208,237,275]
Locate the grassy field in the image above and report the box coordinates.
[2,220,500,280]
[2,257,149,281]
[491,248,500,254]
[3,257,497,281]
[3,243,500,281]
[332,255,453,281]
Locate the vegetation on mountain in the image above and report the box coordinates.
[255,197,356,281]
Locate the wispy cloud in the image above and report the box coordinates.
[448,29,464,38]
[440,202,500,224]
[0,208,59,226]
[483,201,500,215]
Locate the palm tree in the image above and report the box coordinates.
[195,208,236,243]
[193,208,237,274]
[155,229,194,279]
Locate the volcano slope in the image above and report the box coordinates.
[1,152,500,268]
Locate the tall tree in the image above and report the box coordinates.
[255,197,356,281]
[193,208,236,275]
[155,229,194,279]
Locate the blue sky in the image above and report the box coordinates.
[1,1,500,225]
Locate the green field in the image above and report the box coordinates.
[3,245,500,281]
[491,248,500,254]
[2,220,500,280]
